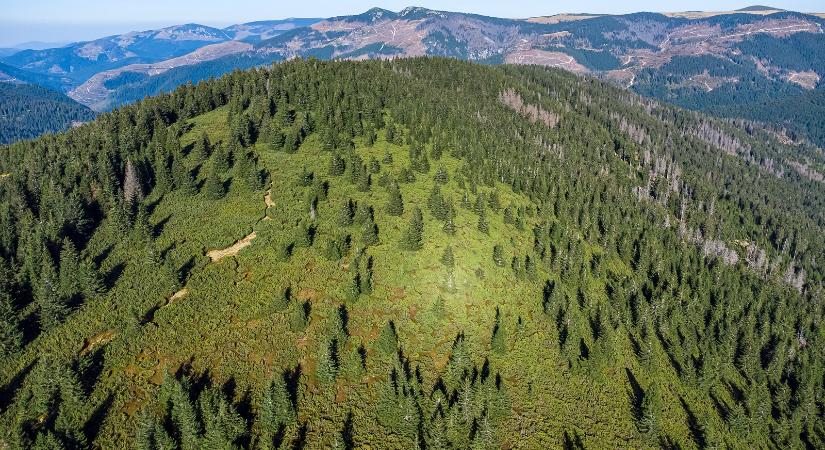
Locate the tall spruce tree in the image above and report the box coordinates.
[203,165,225,200]
[400,207,424,251]
[386,183,404,216]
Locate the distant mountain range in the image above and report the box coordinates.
[2,6,824,145]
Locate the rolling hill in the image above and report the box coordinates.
[0,57,823,448]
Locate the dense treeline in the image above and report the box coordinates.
[0,83,96,144]
[0,58,823,448]
[632,49,825,148]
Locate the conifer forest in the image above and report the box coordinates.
[1,57,824,449]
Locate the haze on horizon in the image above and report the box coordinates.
[0,0,822,47]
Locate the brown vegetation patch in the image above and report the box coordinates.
[80,329,115,355]
[389,287,406,302]
[297,288,318,301]
[121,397,144,418]
[335,383,348,403]
[499,88,561,128]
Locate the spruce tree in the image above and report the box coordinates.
[212,143,230,173]
[270,128,286,150]
[337,200,355,227]
[203,165,225,200]
[369,157,381,174]
[386,183,404,216]
[428,186,448,221]
[400,207,424,251]
[503,206,515,225]
[198,386,245,448]
[192,131,211,163]
[172,155,196,195]
[441,246,455,270]
[258,372,296,442]
[353,203,372,225]
[434,166,449,184]
[488,191,502,212]
[329,152,346,176]
[153,148,172,196]
[0,292,21,355]
[158,373,199,450]
[385,124,396,143]
[478,208,490,234]
[58,238,80,299]
[137,411,176,450]
[493,244,505,267]
[38,258,68,331]
[361,221,379,247]
[376,321,398,354]
[443,215,456,235]
[321,126,336,150]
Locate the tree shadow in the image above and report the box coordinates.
[93,244,114,268]
[709,389,730,423]
[679,396,706,448]
[342,411,354,450]
[291,422,308,450]
[83,394,114,444]
[104,263,126,290]
[76,346,106,396]
[563,430,585,449]
[625,368,645,425]
[153,215,171,238]
[284,364,302,411]
[19,310,41,346]
[0,358,37,411]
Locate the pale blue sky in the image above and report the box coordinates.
[1,0,822,47]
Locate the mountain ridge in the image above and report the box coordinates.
[2,6,825,145]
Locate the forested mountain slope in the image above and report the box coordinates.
[0,58,823,448]
[0,82,96,144]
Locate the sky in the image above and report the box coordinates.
[0,0,822,47]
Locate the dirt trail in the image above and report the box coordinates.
[148,186,273,321]
[205,189,274,261]
[206,231,257,262]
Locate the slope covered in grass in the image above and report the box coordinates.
[0,58,823,448]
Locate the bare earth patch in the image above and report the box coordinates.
[786,71,820,89]
[69,41,253,110]
[681,71,739,92]
[504,50,588,73]
[168,288,189,304]
[207,232,257,262]
[526,14,604,24]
